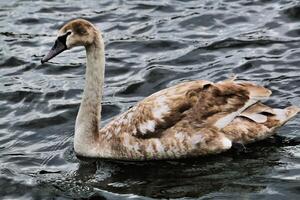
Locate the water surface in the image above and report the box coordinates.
[0,0,300,199]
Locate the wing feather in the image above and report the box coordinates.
[101,80,271,139]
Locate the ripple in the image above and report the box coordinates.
[108,39,187,53]
[37,6,82,13]
[284,5,300,20]
[0,56,27,68]
[15,113,69,129]
[16,18,41,24]
[0,90,43,103]
[285,28,300,37]
[179,13,223,29]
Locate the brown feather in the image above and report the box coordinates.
[94,80,299,160]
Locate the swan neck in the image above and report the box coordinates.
[84,41,105,126]
[74,34,105,155]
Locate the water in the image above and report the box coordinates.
[0,0,300,199]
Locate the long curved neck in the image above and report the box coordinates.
[74,33,105,155]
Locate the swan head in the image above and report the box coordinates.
[41,19,100,63]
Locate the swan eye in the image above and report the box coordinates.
[73,24,88,35]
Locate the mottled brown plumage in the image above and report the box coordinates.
[96,79,299,160]
[41,19,299,160]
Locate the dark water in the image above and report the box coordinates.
[1,0,300,199]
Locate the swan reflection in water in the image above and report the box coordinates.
[38,135,299,199]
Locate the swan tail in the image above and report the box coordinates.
[271,105,300,128]
[189,81,271,128]
[235,81,272,99]
[222,103,299,144]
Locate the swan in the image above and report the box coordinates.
[41,19,299,160]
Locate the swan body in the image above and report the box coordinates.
[41,19,299,160]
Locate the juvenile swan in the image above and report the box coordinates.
[41,19,299,160]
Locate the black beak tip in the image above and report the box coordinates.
[41,37,67,65]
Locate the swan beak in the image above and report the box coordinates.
[41,38,67,63]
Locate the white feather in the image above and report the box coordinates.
[191,134,203,145]
[152,96,170,120]
[221,137,232,149]
[139,120,156,134]
[215,99,257,129]
[154,139,165,153]
[273,109,287,122]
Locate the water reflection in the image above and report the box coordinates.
[34,136,300,199]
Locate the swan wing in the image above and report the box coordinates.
[101,79,271,138]
[98,80,300,160]
[101,80,211,137]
